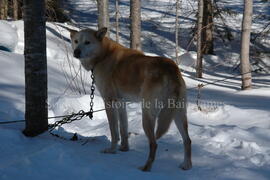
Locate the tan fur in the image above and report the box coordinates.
[70,28,192,171]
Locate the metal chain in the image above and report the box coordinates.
[48,69,96,140]
[196,84,203,111]
[89,69,95,119]
[48,110,91,131]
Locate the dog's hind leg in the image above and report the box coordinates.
[118,103,129,151]
[174,104,192,170]
[139,104,158,172]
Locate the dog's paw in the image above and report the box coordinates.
[138,165,151,172]
[100,148,117,154]
[179,161,192,170]
[119,145,129,152]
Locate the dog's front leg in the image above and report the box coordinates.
[101,100,120,154]
[118,103,129,152]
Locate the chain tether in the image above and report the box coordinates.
[89,69,95,119]
[49,69,95,139]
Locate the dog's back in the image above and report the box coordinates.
[100,37,185,102]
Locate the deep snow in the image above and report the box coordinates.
[0,0,270,179]
[0,21,18,52]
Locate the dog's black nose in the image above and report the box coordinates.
[74,49,81,58]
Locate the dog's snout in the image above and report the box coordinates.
[74,49,81,58]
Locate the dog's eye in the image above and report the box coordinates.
[85,41,90,45]
[74,40,78,44]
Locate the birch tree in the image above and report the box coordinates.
[97,0,110,37]
[23,0,48,136]
[196,0,204,78]
[240,0,253,90]
[115,0,119,42]
[175,0,180,64]
[130,0,141,50]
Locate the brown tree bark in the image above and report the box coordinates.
[13,0,18,20]
[0,0,3,19]
[23,0,48,137]
[196,0,204,78]
[202,0,213,55]
[240,0,253,90]
[130,0,141,50]
[0,0,8,19]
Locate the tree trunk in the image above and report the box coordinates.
[202,0,213,55]
[4,0,7,18]
[19,0,22,19]
[196,0,204,78]
[0,0,3,19]
[23,0,48,137]
[13,0,18,20]
[240,0,253,90]
[97,0,110,37]
[130,0,141,50]
[17,0,22,19]
[175,0,180,64]
[115,0,119,42]
[0,0,8,19]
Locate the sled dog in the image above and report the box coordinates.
[69,27,192,171]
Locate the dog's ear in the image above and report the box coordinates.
[95,27,107,41]
[67,28,78,38]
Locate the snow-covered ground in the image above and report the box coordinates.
[0,0,270,179]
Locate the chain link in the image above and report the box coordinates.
[48,69,96,139]
[196,83,203,111]
[89,69,95,119]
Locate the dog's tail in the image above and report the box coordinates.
[155,102,176,139]
[155,78,187,140]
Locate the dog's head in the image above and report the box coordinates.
[69,27,107,60]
